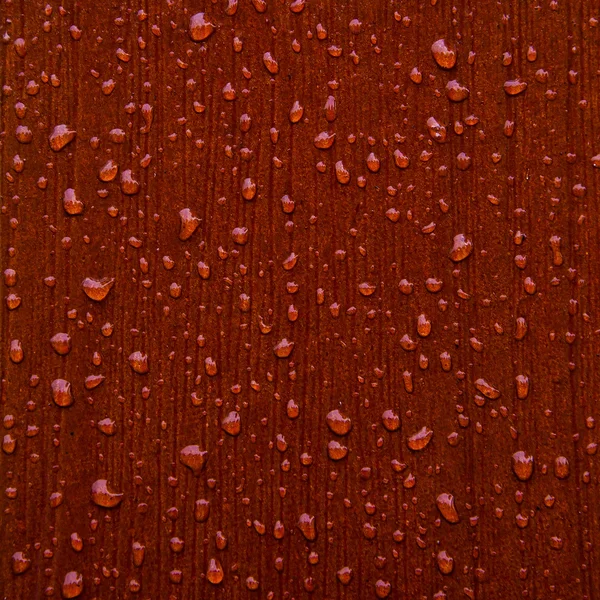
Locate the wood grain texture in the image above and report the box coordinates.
[1,1,600,598]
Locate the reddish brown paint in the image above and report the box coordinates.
[1,1,600,599]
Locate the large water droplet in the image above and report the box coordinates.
[82,277,115,301]
[431,39,456,69]
[436,492,459,523]
[449,234,473,262]
[49,124,76,151]
[91,479,123,508]
[179,445,208,475]
[51,378,74,407]
[179,208,200,241]
[504,78,528,95]
[512,451,534,481]
[407,426,433,450]
[189,13,215,41]
[273,339,294,358]
[326,409,352,435]
[128,351,148,374]
[50,332,71,355]
[206,558,224,584]
[62,571,84,598]
[11,551,31,574]
[222,411,241,436]
[298,513,316,540]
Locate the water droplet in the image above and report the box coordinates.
[337,566,353,585]
[3,433,17,454]
[327,440,348,460]
[51,378,74,407]
[179,208,200,240]
[11,551,31,574]
[394,149,410,169]
[366,152,380,172]
[9,339,23,363]
[504,78,528,95]
[427,117,447,142]
[475,378,500,399]
[241,178,256,200]
[437,550,454,574]
[50,332,71,355]
[225,0,238,15]
[382,409,400,432]
[298,513,316,540]
[273,338,294,358]
[436,492,459,523]
[289,100,304,123]
[358,282,376,296]
[128,351,149,374]
[222,411,241,436]
[189,13,215,41]
[179,445,208,475]
[431,39,456,69]
[197,261,211,280]
[314,131,336,149]
[82,277,115,301]
[375,579,392,598]
[512,451,534,481]
[263,52,279,74]
[99,159,118,181]
[554,456,570,479]
[446,80,470,101]
[62,571,84,598]
[326,409,352,435]
[417,314,431,337]
[335,160,350,184]
[91,479,123,508]
[324,95,337,121]
[97,418,116,436]
[230,227,248,245]
[49,124,76,151]
[515,375,530,399]
[195,499,210,522]
[407,426,433,450]
[132,542,145,566]
[449,234,473,262]
[63,188,84,215]
[120,169,140,195]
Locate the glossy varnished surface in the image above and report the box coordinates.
[1,1,600,598]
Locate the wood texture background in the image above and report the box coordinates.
[1,1,600,598]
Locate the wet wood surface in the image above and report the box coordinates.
[1,1,600,598]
